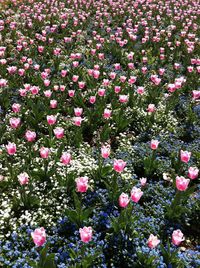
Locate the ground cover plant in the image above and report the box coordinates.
[0,0,200,267]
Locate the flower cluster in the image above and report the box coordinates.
[0,0,200,267]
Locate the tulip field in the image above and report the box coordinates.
[0,0,200,267]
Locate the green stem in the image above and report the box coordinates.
[44,159,48,178]
[49,125,53,147]
[8,156,14,182]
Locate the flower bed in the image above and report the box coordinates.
[0,0,200,267]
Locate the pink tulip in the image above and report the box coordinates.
[44,79,50,87]
[114,86,121,94]
[0,79,7,88]
[60,86,66,92]
[141,66,147,74]
[128,63,134,69]
[180,150,191,163]
[101,145,110,158]
[188,167,199,180]
[167,84,176,93]
[75,177,89,193]
[150,140,159,150]
[192,90,200,100]
[109,72,116,80]
[140,177,147,186]
[103,108,112,119]
[131,187,143,203]
[6,142,16,155]
[18,69,25,76]
[119,193,130,208]
[50,100,57,109]
[18,172,29,185]
[78,81,85,89]
[113,159,126,173]
[176,176,190,191]
[72,75,79,82]
[74,108,83,116]
[137,87,145,95]
[30,86,40,95]
[31,227,46,247]
[93,70,100,79]
[53,85,59,91]
[60,152,71,165]
[9,117,21,129]
[44,90,52,98]
[79,226,92,243]
[147,234,160,249]
[120,76,127,83]
[38,46,44,53]
[73,116,83,126]
[103,79,110,87]
[25,130,36,142]
[114,63,121,70]
[68,90,75,97]
[172,230,185,246]
[7,66,17,74]
[72,61,79,68]
[119,95,129,103]
[61,70,67,77]
[159,68,165,76]
[89,96,96,104]
[40,147,50,159]
[147,104,156,113]
[53,127,64,139]
[128,76,137,84]
[187,66,193,73]
[47,115,57,125]
[12,103,21,113]
[98,88,106,97]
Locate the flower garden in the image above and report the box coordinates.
[0,0,200,267]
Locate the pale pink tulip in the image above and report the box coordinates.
[40,147,50,159]
[180,150,191,163]
[12,103,21,113]
[172,230,185,246]
[103,108,112,119]
[101,145,110,158]
[31,227,46,247]
[147,234,160,249]
[140,177,147,186]
[79,227,92,243]
[176,176,190,191]
[188,167,199,180]
[53,127,64,139]
[47,115,57,125]
[119,193,130,208]
[6,142,16,155]
[113,159,126,173]
[18,172,29,185]
[75,177,89,193]
[25,130,36,142]
[131,187,143,203]
[60,152,71,165]
[150,140,159,150]
[9,118,21,129]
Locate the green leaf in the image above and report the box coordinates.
[82,207,93,221]
[43,253,56,268]
[73,192,81,212]
[101,165,112,178]
[65,208,78,223]
[26,259,38,268]
[69,248,77,260]
[40,243,49,266]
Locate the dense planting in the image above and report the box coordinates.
[0,0,200,267]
